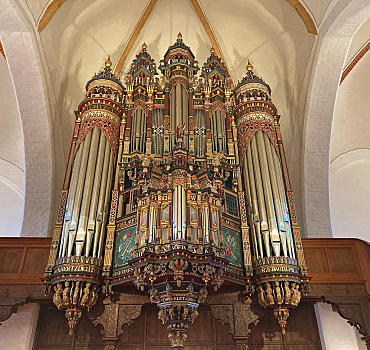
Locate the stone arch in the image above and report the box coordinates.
[302,0,370,237]
[0,0,60,236]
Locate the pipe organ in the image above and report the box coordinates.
[44,34,309,349]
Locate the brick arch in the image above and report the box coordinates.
[302,0,370,238]
[0,0,57,236]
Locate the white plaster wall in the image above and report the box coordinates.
[315,302,362,350]
[301,0,370,238]
[0,303,39,350]
[330,150,370,243]
[329,23,370,243]
[0,0,62,237]
[0,46,24,236]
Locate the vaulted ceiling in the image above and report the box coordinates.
[0,0,369,238]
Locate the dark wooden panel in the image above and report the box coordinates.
[22,248,49,273]
[146,305,169,345]
[285,305,320,343]
[74,312,105,348]
[120,308,145,344]
[327,248,357,273]
[304,248,330,273]
[187,305,214,344]
[35,302,322,350]
[251,304,321,350]
[215,312,234,345]
[0,247,23,273]
[34,304,73,349]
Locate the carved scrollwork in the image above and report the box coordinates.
[93,303,119,338]
[117,305,143,336]
[0,297,28,325]
[322,296,370,346]
[233,298,259,337]
[210,304,234,335]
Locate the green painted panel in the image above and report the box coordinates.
[222,226,242,268]
[114,226,136,268]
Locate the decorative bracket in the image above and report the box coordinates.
[0,297,28,325]
[322,296,370,348]
[209,292,260,349]
[92,293,149,348]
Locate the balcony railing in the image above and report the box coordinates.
[0,237,368,292]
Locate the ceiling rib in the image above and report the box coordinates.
[37,0,68,32]
[285,0,318,35]
[113,0,159,77]
[189,0,234,88]
[341,40,370,84]
[0,41,5,59]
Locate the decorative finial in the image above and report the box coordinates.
[247,60,253,71]
[210,47,215,54]
[105,55,112,68]
[177,32,183,41]
[142,42,147,51]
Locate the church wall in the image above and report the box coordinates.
[315,303,363,350]
[0,303,39,350]
[31,302,324,350]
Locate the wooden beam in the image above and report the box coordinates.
[189,0,234,88]
[0,41,5,60]
[285,0,318,35]
[113,0,159,77]
[341,40,370,84]
[37,0,68,32]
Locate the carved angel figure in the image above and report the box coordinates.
[265,282,275,305]
[80,282,91,307]
[53,283,63,309]
[62,281,71,306]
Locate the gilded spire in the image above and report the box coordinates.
[105,55,112,68]
[247,59,253,71]
[177,32,183,41]
[142,42,147,51]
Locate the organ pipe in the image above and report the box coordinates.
[86,131,106,256]
[250,136,271,256]
[45,39,309,342]
[264,134,288,257]
[93,142,111,258]
[98,151,114,259]
[68,130,92,256]
[76,127,100,256]
[256,130,280,256]
[59,139,85,257]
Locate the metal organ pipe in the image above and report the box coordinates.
[250,136,271,257]
[172,185,177,239]
[242,159,259,259]
[264,134,288,257]
[140,108,146,152]
[176,84,181,130]
[76,127,100,256]
[271,141,296,259]
[60,139,86,257]
[182,186,186,239]
[170,88,176,149]
[68,130,92,256]
[86,131,106,256]
[255,130,280,256]
[92,142,111,258]
[246,146,264,258]
[242,130,297,260]
[98,151,114,259]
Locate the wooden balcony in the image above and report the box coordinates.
[0,237,51,285]
[0,237,368,293]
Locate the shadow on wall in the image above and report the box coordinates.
[0,160,24,236]
[330,148,370,243]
